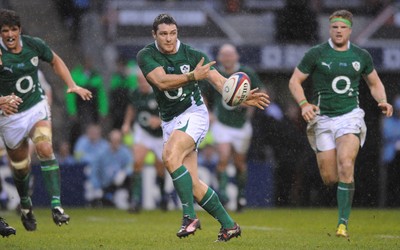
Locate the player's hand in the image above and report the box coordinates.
[193,57,216,81]
[301,103,319,122]
[0,94,23,116]
[148,116,162,129]
[67,86,93,101]
[378,102,393,117]
[243,88,270,110]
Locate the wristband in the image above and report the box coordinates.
[298,99,308,107]
[186,71,195,82]
[378,98,387,103]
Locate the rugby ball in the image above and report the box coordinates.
[222,72,251,106]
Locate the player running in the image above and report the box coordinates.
[137,13,269,241]
[289,9,393,238]
[0,9,92,231]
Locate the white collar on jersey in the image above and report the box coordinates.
[154,39,181,53]
[328,38,350,50]
[0,35,23,51]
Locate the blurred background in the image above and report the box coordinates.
[0,0,399,211]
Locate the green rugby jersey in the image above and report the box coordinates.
[214,65,262,128]
[297,40,374,117]
[129,88,162,137]
[137,42,212,121]
[0,35,53,112]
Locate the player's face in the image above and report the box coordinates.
[0,25,22,53]
[329,21,352,50]
[218,47,239,71]
[153,23,178,54]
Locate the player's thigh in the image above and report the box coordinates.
[6,139,30,162]
[216,142,232,164]
[316,149,338,184]
[336,134,359,180]
[162,130,196,172]
[133,143,150,168]
[233,151,247,171]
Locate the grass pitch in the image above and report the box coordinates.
[1,208,399,249]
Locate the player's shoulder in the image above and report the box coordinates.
[350,43,371,57]
[306,42,330,56]
[137,43,157,57]
[239,65,256,75]
[21,35,47,47]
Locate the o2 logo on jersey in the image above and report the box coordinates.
[332,76,353,96]
[16,76,34,94]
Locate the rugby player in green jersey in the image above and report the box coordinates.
[0,9,92,231]
[289,10,393,238]
[137,14,269,241]
[122,69,166,212]
[211,43,263,212]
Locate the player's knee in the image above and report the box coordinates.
[32,126,54,160]
[321,175,338,186]
[10,157,31,170]
[162,148,179,171]
[35,142,55,161]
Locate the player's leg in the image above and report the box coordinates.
[30,120,69,226]
[316,149,338,186]
[215,142,231,205]
[151,134,167,211]
[163,130,200,237]
[0,217,16,237]
[185,150,240,241]
[233,151,247,212]
[6,139,36,231]
[154,157,167,211]
[231,122,252,212]
[335,134,359,237]
[128,143,148,213]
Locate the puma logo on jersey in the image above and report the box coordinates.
[321,62,332,69]
[3,66,13,73]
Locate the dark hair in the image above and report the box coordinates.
[152,13,178,33]
[329,10,353,26]
[0,9,21,28]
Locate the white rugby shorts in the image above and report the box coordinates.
[0,100,51,149]
[211,119,252,154]
[307,108,367,152]
[161,104,209,149]
[133,123,163,160]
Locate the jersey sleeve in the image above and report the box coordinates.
[361,49,374,75]
[297,47,319,74]
[31,37,54,63]
[190,47,215,71]
[137,47,159,77]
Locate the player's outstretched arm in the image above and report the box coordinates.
[50,51,93,101]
